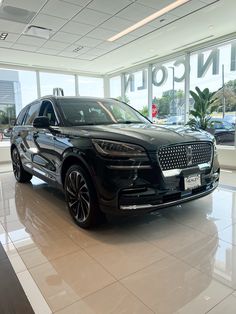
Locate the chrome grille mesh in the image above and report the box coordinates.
[158,142,212,171]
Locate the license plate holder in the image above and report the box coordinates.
[184,174,201,190]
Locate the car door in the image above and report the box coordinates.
[31,99,59,182]
[19,101,41,169]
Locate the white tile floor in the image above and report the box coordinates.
[0,170,236,313]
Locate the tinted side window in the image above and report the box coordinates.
[24,102,41,125]
[15,107,28,125]
[39,101,58,126]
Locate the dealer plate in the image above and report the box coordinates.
[184,174,201,190]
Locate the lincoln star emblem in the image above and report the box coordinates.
[186,145,193,166]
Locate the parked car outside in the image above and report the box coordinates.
[209,118,235,145]
[224,114,236,126]
[11,96,220,228]
[164,115,183,125]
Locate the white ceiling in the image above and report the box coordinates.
[0,0,235,75]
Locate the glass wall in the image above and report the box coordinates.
[152,57,186,124]
[0,68,103,146]
[110,76,121,98]
[40,72,75,97]
[109,37,236,147]
[0,69,37,142]
[78,76,104,97]
[125,68,148,116]
[190,39,236,146]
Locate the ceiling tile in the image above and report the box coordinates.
[129,25,156,38]
[115,34,136,45]
[59,0,91,6]
[12,44,38,52]
[0,41,12,48]
[74,36,103,48]
[85,48,106,57]
[3,0,46,11]
[61,21,94,36]
[148,13,178,28]
[58,51,77,58]
[101,17,133,32]
[77,54,95,60]
[0,20,26,33]
[16,35,47,47]
[31,13,67,31]
[51,31,80,43]
[1,32,19,42]
[73,8,111,26]
[42,40,69,50]
[137,0,174,10]
[170,1,206,17]
[87,28,116,40]
[88,0,131,14]
[37,48,59,55]
[117,3,156,22]
[41,0,83,19]
[96,41,121,52]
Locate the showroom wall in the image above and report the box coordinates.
[0,34,236,168]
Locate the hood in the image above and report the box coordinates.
[60,123,213,151]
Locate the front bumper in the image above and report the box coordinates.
[91,148,220,215]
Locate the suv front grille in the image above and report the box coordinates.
[158,142,212,171]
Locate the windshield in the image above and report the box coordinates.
[57,98,149,126]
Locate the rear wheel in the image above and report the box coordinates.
[11,147,32,183]
[64,164,104,228]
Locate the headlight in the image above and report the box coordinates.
[92,139,146,157]
[212,138,218,156]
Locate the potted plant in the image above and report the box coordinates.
[187,87,218,132]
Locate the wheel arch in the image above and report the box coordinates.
[61,154,95,188]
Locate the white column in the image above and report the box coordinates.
[184,52,190,124]
[148,64,153,121]
[103,75,110,98]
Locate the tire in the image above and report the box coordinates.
[11,147,32,183]
[64,164,104,229]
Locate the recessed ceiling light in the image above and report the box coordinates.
[0,32,8,40]
[24,25,52,39]
[107,0,190,41]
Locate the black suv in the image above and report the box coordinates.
[11,96,220,228]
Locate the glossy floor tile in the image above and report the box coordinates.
[0,171,236,313]
[55,282,153,314]
[29,250,115,312]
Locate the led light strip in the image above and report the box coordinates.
[108,0,190,42]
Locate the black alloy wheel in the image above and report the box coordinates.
[11,148,32,183]
[65,165,103,228]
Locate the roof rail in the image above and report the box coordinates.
[53,88,64,96]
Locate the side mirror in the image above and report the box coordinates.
[33,116,50,128]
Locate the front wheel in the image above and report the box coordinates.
[64,165,104,229]
[11,147,32,183]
